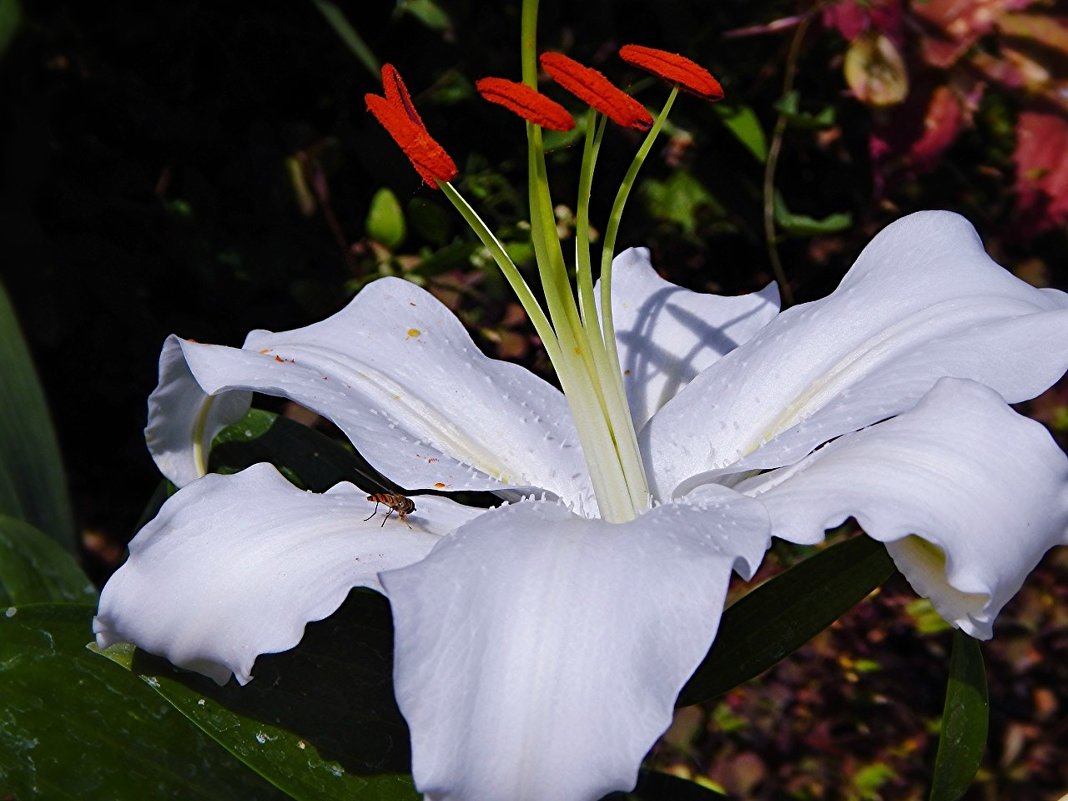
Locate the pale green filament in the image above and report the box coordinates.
[433,0,684,521]
[599,87,678,370]
[439,181,562,367]
[575,112,608,329]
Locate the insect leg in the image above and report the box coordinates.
[363,501,381,522]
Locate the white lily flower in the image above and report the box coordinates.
[92,15,1068,797]
[96,208,1068,801]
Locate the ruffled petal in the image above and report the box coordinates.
[738,378,1068,638]
[602,248,779,430]
[94,463,483,685]
[145,277,593,509]
[145,336,252,487]
[381,494,770,801]
[642,211,1068,497]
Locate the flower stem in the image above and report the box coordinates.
[519,0,646,522]
[599,87,677,351]
[762,14,810,309]
[584,89,679,514]
[439,180,561,365]
[575,111,608,330]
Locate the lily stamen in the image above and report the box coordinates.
[381,63,429,129]
[618,44,725,100]
[476,77,576,131]
[365,65,457,188]
[539,51,654,131]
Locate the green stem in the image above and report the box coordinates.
[599,87,677,349]
[440,181,562,365]
[518,0,641,521]
[575,112,608,330]
[762,15,810,309]
[582,89,678,513]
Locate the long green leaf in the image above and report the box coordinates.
[0,515,97,605]
[311,0,379,78]
[0,0,20,57]
[714,103,768,162]
[0,604,287,800]
[678,536,895,706]
[96,590,418,801]
[0,280,75,549]
[772,191,852,236]
[929,631,988,801]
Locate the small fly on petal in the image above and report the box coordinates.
[365,492,417,528]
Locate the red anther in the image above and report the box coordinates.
[381,63,426,128]
[365,93,458,187]
[618,45,724,101]
[539,51,653,131]
[476,77,575,132]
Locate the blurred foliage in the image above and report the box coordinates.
[1,0,1066,798]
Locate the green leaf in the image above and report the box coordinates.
[0,0,20,58]
[0,515,97,605]
[97,591,419,801]
[854,762,897,799]
[407,197,453,246]
[416,241,480,277]
[310,0,379,79]
[714,104,768,162]
[0,604,287,800]
[397,0,453,32]
[774,90,836,129]
[773,191,853,236]
[366,188,407,250]
[210,408,397,494]
[640,171,724,235]
[678,536,896,706]
[0,280,75,550]
[929,631,988,801]
[907,597,953,635]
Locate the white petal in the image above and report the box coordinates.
[146,336,252,487]
[739,378,1068,638]
[146,277,594,508]
[93,463,483,685]
[643,211,1068,497]
[381,495,770,801]
[601,247,779,429]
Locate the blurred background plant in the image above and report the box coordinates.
[1,0,1066,798]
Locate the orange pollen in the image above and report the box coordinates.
[618,45,724,101]
[365,93,457,188]
[476,77,575,132]
[539,51,653,131]
[380,63,427,129]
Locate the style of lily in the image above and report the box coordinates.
[94,7,1068,801]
